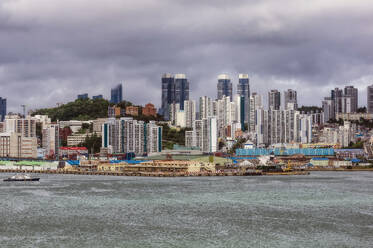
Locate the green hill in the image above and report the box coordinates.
[32,99,129,121]
[32,98,163,122]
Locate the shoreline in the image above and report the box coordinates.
[1,169,372,177]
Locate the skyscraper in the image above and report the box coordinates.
[367,85,373,113]
[0,97,6,122]
[344,86,358,113]
[331,88,343,113]
[217,74,232,100]
[161,73,175,120]
[110,84,123,104]
[237,74,250,123]
[284,89,297,110]
[322,97,335,122]
[174,74,189,110]
[268,90,281,110]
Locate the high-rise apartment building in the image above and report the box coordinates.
[185,117,217,153]
[322,97,335,122]
[199,96,213,120]
[161,73,189,117]
[174,74,189,110]
[42,124,60,159]
[102,117,162,156]
[249,93,262,132]
[5,116,36,138]
[331,86,358,114]
[184,100,196,128]
[344,86,358,113]
[284,89,298,110]
[217,74,232,100]
[368,85,373,114]
[110,84,123,104]
[0,97,6,122]
[237,74,250,123]
[268,90,281,110]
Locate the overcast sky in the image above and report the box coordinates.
[1,0,373,113]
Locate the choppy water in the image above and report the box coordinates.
[0,172,373,248]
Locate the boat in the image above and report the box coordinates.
[3,174,40,182]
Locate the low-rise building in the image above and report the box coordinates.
[126,106,139,116]
[67,134,89,146]
[59,147,88,159]
[142,103,157,117]
[0,132,37,158]
[336,113,373,121]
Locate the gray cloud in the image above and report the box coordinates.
[1,0,373,113]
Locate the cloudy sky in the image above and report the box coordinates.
[1,0,373,113]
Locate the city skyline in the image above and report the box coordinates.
[1,1,373,112]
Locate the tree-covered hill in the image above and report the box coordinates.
[32,99,127,121]
[31,98,163,122]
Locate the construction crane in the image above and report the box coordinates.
[21,105,26,117]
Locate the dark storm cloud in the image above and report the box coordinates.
[1,0,373,113]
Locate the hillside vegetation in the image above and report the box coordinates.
[32,98,162,122]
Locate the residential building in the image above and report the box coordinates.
[146,121,163,154]
[108,106,121,118]
[5,116,36,137]
[110,83,123,104]
[101,117,162,156]
[284,89,297,110]
[249,93,262,132]
[344,86,358,113]
[174,74,189,110]
[125,106,139,116]
[268,90,281,110]
[92,118,107,134]
[331,86,357,114]
[184,100,196,128]
[237,74,250,123]
[322,97,335,122]
[0,132,37,158]
[0,97,6,122]
[161,73,175,120]
[368,85,373,113]
[42,124,60,159]
[199,96,213,120]
[142,103,157,117]
[186,117,217,153]
[217,74,232,100]
[319,122,357,147]
[0,122,5,133]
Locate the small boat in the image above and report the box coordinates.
[3,174,40,182]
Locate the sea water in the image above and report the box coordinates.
[0,172,372,247]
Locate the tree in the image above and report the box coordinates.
[78,133,101,154]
